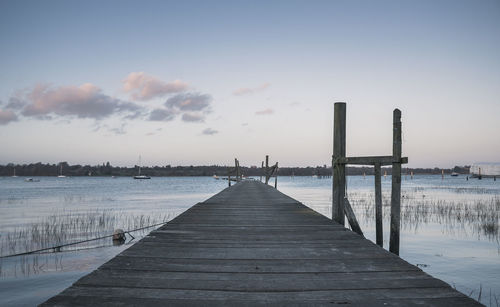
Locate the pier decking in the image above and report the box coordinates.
[43,180,479,306]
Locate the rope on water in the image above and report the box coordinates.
[0,220,169,259]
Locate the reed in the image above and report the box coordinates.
[346,190,500,241]
[0,210,172,257]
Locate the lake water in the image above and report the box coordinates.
[0,175,498,306]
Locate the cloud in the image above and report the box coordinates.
[109,123,127,135]
[202,128,218,135]
[255,108,274,115]
[5,97,27,110]
[20,83,141,120]
[182,112,205,122]
[123,72,188,101]
[165,93,212,112]
[146,92,213,123]
[149,108,177,121]
[145,127,162,136]
[161,92,212,122]
[233,83,270,96]
[0,109,18,125]
[289,101,300,106]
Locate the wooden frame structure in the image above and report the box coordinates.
[332,102,407,255]
[227,158,242,186]
[262,155,279,188]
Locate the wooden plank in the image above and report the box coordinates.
[42,296,481,307]
[47,286,469,301]
[100,256,422,273]
[338,156,408,165]
[42,180,479,306]
[76,270,449,291]
[332,102,346,225]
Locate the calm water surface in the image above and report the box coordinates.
[0,175,498,306]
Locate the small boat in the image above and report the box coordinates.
[213,174,220,180]
[451,172,459,177]
[133,155,151,179]
[25,178,40,182]
[57,164,67,178]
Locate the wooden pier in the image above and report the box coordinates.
[43,180,479,306]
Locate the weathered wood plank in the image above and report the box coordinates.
[100,256,423,273]
[42,296,481,307]
[338,156,408,165]
[47,286,469,301]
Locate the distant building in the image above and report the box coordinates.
[470,163,500,177]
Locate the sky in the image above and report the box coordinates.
[0,0,499,168]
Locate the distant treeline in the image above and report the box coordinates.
[0,162,471,177]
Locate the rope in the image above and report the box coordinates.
[0,220,169,259]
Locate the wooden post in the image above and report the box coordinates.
[389,109,402,255]
[235,159,239,182]
[333,102,346,225]
[274,162,278,189]
[260,161,263,182]
[374,163,383,247]
[237,159,241,181]
[265,155,269,184]
[228,174,231,187]
[344,199,363,236]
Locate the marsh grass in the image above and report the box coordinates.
[0,210,172,257]
[347,190,500,242]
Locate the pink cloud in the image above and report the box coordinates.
[233,83,270,96]
[123,72,188,101]
[21,83,140,119]
[0,109,18,125]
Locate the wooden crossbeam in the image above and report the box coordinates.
[336,156,408,166]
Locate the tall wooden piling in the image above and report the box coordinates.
[260,161,263,182]
[274,162,278,188]
[265,155,270,184]
[332,102,346,226]
[389,109,402,255]
[235,158,239,182]
[374,163,383,247]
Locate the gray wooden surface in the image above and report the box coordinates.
[42,180,480,306]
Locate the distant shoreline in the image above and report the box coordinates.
[0,163,470,177]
